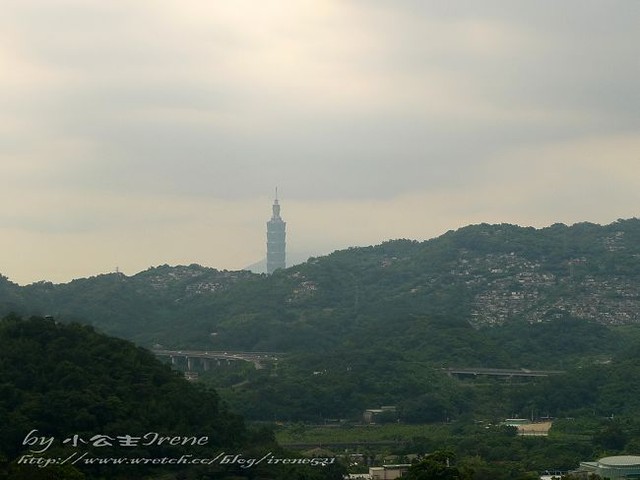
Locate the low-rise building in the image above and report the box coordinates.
[577,455,640,479]
[363,406,397,424]
[369,464,410,480]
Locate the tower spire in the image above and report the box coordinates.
[272,187,281,218]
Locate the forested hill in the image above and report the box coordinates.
[0,265,257,341]
[2,218,640,359]
[0,315,247,479]
[0,316,345,479]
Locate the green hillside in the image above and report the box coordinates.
[3,219,640,423]
[0,316,343,480]
[5,219,640,348]
[0,315,244,479]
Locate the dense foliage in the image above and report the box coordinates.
[2,219,640,424]
[3,219,640,349]
[0,316,343,479]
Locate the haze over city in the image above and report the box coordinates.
[0,0,638,285]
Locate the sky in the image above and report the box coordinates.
[1,0,639,285]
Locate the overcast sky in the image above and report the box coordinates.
[1,0,638,284]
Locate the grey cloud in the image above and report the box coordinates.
[1,0,639,284]
[3,1,638,202]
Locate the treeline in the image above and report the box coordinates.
[204,318,639,423]
[204,323,640,431]
[3,219,640,351]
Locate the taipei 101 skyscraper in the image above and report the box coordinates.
[266,189,286,274]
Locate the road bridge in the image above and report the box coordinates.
[152,349,283,371]
[444,367,565,378]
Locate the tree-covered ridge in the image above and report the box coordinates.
[0,265,257,341]
[0,315,248,479]
[0,316,346,480]
[164,218,640,354]
[2,219,640,349]
[3,220,640,424]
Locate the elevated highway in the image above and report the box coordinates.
[444,367,565,378]
[152,349,283,370]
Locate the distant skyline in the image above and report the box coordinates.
[1,1,639,285]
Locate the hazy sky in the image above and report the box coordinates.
[1,1,638,285]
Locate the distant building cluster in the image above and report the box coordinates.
[440,241,640,327]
